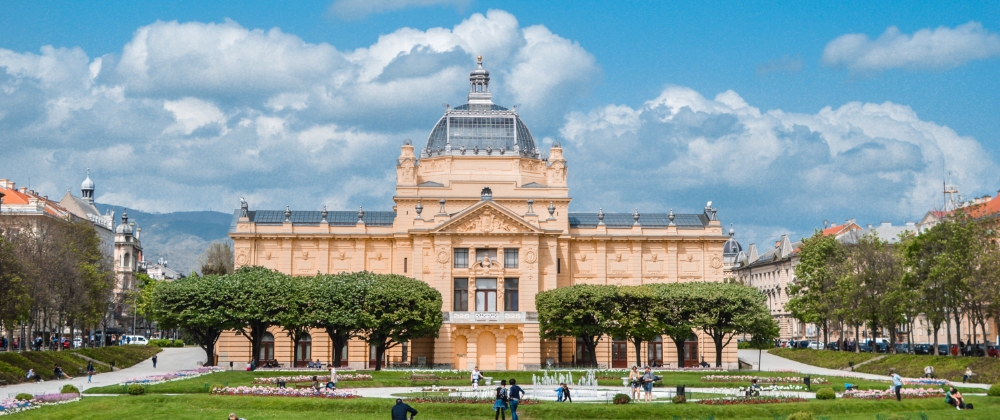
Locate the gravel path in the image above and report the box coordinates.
[1,346,207,398]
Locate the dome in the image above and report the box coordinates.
[422,57,539,159]
[81,170,94,191]
[723,227,741,255]
[116,210,132,234]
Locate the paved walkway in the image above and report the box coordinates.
[1,347,206,398]
[738,349,990,390]
[350,385,816,402]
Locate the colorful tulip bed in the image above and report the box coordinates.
[123,366,224,385]
[252,373,372,384]
[701,375,828,384]
[902,378,949,386]
[698,396,808,405]
[1,393,81,416]
[406,396,539,405]
[211,386,360,399]
[841,387,946,400]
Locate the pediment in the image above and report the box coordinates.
[433,201,541,234]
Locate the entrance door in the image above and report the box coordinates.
[611,338,628,368]
[683,340,699,367]
[294,334,312,368]
[647,336,663,367]
[477,331,497,370]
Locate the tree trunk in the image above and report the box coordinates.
[583,336,599,368]
[201,341,216,366]
[631,338,643,369]
[946,313,953,356]
[822,319,829,349]
[374,341,386,371]
[953,309,962,357]
[670,336,686,368]
[932,324,940,356]
[854,325,860,353]
[712,334,724,367]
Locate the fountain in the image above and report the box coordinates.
[531,370,600,398]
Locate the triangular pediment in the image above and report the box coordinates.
[433,201,541,234]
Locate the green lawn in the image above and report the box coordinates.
[16,393,1000,419]
[855,354,1000,384]
[0,346,161,385]
[769,348,880,370]
[84,369,897,395]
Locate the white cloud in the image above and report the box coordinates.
[0,11,598,215]
[823,21,1000,71]
[560,86,999,234]
[328,0,470,20]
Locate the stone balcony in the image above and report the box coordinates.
[443,311,538,323]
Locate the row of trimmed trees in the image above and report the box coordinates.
[535,282,777,368]
[787,210,1000,355]
[150,266,443,370]
[0,218,116,351]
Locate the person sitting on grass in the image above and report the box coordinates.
[54,364,68,380]
[228,413,247,420]
[945,387,965,410]
[26,368,42,382]
[747,378,761,397]
[311,375,320,391]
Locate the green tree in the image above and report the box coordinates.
[151,275,234,365]
[224,266,288,365]
[788,231,846,347]
[848,233,912,353]
[0,235,30,350]
[648,283,700,368]
[274,275,315,361]
[355,273,443,371]
[605,285,662,367]
[313,273,366,367]
[536,284,616,367]
[691,282,771,367]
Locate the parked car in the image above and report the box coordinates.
[914,343,932,355]
[808,341,825,350]
[859,342,872,352]
[827,342,840,351]
[894,343,910,354]
[72,337,82,348]
[937,344,959,355]
[988,346,999,357]
[123,335,148,345]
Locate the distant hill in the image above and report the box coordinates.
[95,204,233,275]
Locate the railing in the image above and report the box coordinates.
[443,311,537,323]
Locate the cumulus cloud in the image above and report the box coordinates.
[328,0,470,20]
[560,86,999,241]
[0,11,598,214]
[823,21,1000,71]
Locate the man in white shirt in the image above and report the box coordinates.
[471,366,482,390]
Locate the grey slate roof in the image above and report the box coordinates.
[568,212,708,229]
[243,210,396,226]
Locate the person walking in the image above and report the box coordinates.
[560,383,573,403]
[493,379,509,420]
[86,361,95,383]
[508,378,524,420]
[628,366,641,400]
[963,367,973,383]
[890,371,903,402]
[328,365,338,389]
[641,366,655,402]
[152,354,158,368]
[554,383,564,402]
[471,366,482,391]
[391,398,418,420]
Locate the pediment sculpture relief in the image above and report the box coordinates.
[455,209,523,234]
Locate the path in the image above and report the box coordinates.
[1,347,206,398]
[739,349,990,390]
[350,385,817,401]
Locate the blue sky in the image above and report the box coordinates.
[2,0,999,247]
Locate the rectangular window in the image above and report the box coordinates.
[475,248,497,263]
[403,258,407,273]
[504,248,519,268]
[475,278,497,312]
[557,258,561,274]
[504,278,519,311]
[453,278,468,311]
[454,248,468,268]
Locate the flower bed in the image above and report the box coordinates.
[254,367,356,372]
[698,396,808,405]
[0,399,34,416]
[841,387,945,400]
[406,396,538,405]
[736,385,806,392]
[123,366,224,385]
[902,378,948,386]
[252,374,372,384]
[701,375,827,385]
[1,393,81,416]
[212,386,359,399]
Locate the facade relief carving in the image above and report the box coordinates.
[609,253,629,276]
[455,209,522,234]
[574,253,593,277]
[644,252,664,274]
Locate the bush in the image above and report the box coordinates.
[786,412,814,420]
[671,395,686,404]
[126,384,145,395]
[15,393,33,401]
[147,339,184,347]
[612,393,631,404]
[815,387,836,400]
[738,341,750,349]
[989,383,1000,397]
[60,384,80,394]
[210,383,226,393]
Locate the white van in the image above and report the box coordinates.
[123,335,148,345]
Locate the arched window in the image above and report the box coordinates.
[294,333,312,368]
[647,336,663,367]
[259,332,275,363]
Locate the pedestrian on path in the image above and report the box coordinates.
[560,383,573,403]
[508,378,524,420]
[641,366,654,402]
[328,365,338,389]
[471,366,482,391]
[493,379,509,420]
[890,371,903,402]
[152,355,158,368]
[628,366,641,400]
[963,367,973,383]
[86,361,94,383]
[391,398,418,420]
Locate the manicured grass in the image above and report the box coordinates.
[74,346,162,369]
[0,346,161,386]
[856,354,1000,384]
[16,393,1000,419]
[769,348,880,370]
[84,369,895,395]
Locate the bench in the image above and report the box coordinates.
[409,374,440,387]
[294,384,317,390]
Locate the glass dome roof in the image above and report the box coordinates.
[422,58,539,159]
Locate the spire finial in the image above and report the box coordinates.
[477,55,482,63]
